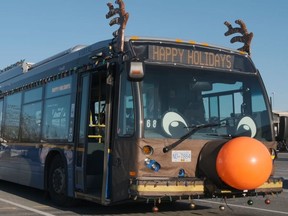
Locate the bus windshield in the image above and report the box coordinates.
[142,65,272,141]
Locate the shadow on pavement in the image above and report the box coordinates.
[0,180,211,215]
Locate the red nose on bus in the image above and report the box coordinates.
[216,137,272,190]
[198,136,273,190]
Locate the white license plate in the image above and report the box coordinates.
[172,150,191,162]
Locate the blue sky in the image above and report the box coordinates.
[0,0,288,111]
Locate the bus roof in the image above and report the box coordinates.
[0,36,254,93]
[0,39,112,91]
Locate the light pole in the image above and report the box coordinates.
[272,92,275,108]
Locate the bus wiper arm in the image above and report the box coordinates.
[162,123,220,153]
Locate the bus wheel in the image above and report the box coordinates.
[48,155,74,206]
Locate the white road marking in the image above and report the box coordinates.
[0,198,56,216]
[196,199,288,215]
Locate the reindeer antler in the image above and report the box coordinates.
[224,19,253,55]
[106,0,129,52]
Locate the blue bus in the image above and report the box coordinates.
[0,0,284,211]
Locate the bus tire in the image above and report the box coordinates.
[48,154,75,207]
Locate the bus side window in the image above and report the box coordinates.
[0,99,3,137]
[42,95,71,140]
[42,77,72,141]
[118,78,135,136]
[3,93,22,141]
[21,87,43,142]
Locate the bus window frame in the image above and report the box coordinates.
[20,87,43,142]
[117,72,136,138]
[0,99,4,137]
[3,92,22,141]
[42,76,73,142]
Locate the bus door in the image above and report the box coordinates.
[75,70,111,201]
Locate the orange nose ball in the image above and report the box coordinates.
[216,137,272,190]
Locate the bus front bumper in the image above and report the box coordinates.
[129,177,283,199]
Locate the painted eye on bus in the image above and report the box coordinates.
[142,145,154,156]
[162,111,188,137]
[235,116,257,138]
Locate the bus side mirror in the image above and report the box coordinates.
[277,116,288,141]
[128,62,144,81]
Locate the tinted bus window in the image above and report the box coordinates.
[0,100,3,137]
[21,87,43,142]
[4,93,22,140]
[21,102,42,142]
[78,75,89,143]
[46,77,72,99]
[24,87,42,104]
[42,95,71,140]
[118,77,135,136]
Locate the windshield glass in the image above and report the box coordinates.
[142,65,272,141]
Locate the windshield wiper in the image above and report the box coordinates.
[162,123,220,153]
[205,133,233,138]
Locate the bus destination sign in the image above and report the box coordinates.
[148,45,234,70]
